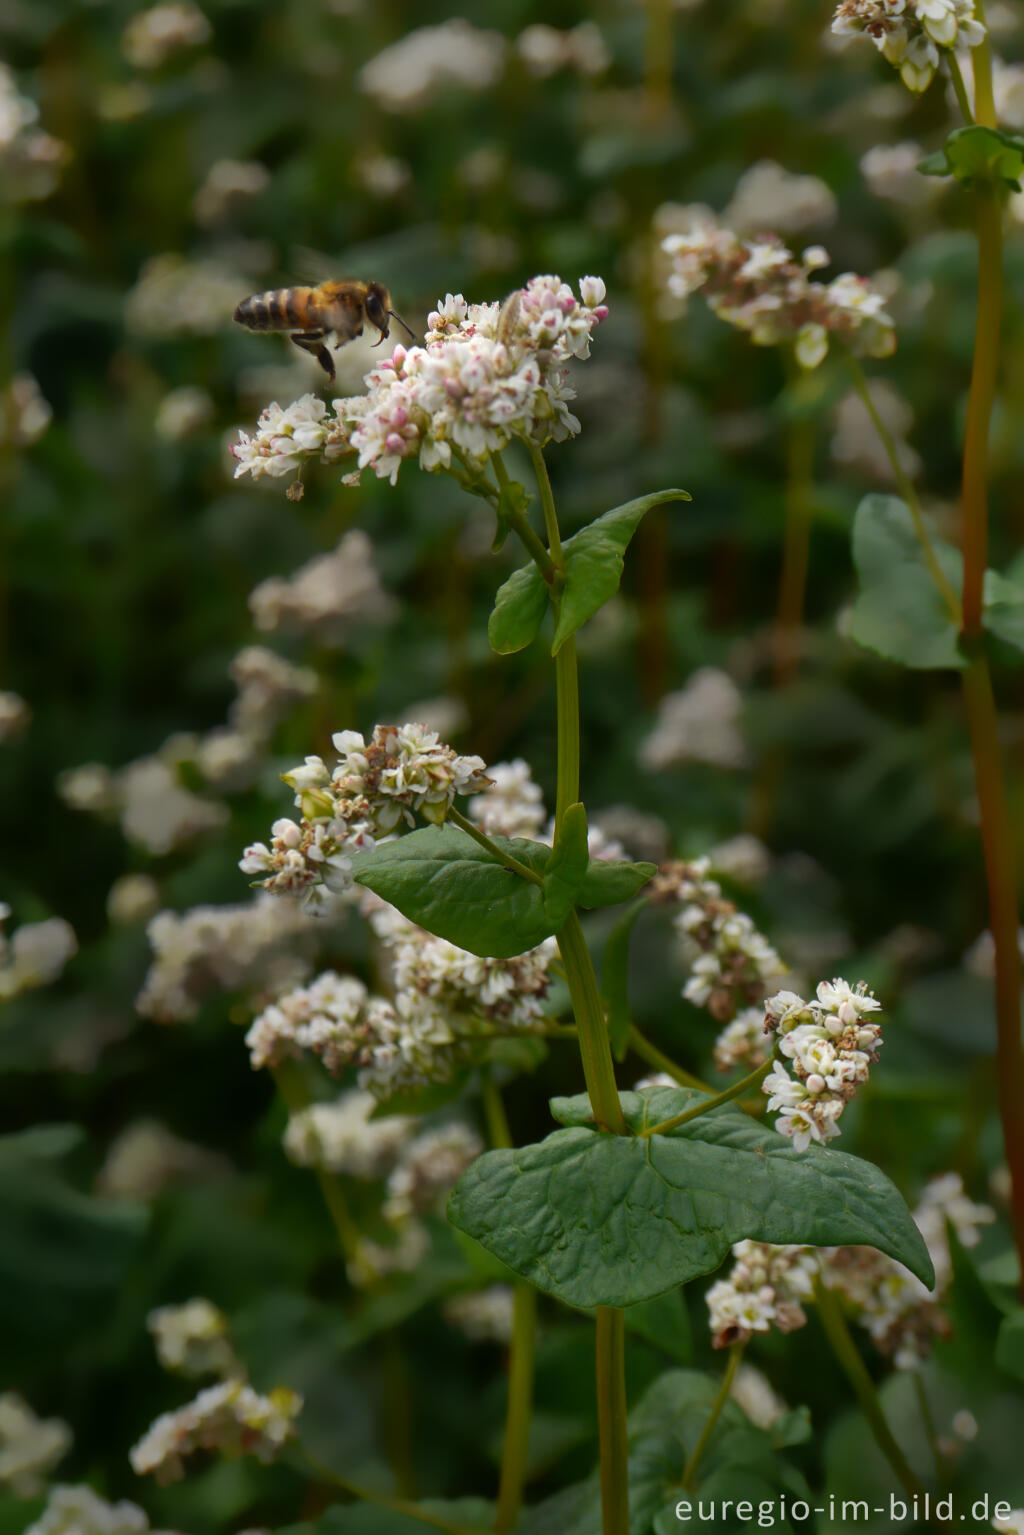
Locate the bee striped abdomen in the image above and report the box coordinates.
[234,289,317,332]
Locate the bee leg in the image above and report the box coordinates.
[290,330,335,384]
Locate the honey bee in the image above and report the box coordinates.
[233,279,415,384]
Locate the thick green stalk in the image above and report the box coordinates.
[970,0,996,129]
[492,453,559,584]
[481,1074,538,1535]
[814,1278,930,1505]
[681,1342,743,1489]
[528,443,630,1535]
[595,1307,630,1535]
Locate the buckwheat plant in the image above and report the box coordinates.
[229,273,933,1534]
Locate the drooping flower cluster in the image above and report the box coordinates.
[146,1300,238,1380]
[136,894,316,1022]
[0,905,77,1002]
[822,1173,995,1368]
[706,1241,818,1348]
[0,1393,72,1497]
[129,1379,302,1484]
[661,214,895,369]
[240,724,490,906]
[650,859,786,1022]
[761,979,883,1151]
[831,0,985,93]
[231,275,608,491]
[0,64,67,204]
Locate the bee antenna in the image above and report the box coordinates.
[389,311,417,343]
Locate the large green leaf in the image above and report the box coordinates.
[487,490,690,657]
[518,1369,808,1535]
[448,1087,933,1307]
[847,496,964,670]
[350,826,653,959]
[918,125,1024,190]
[543,802,591,927]
[983,568,1024,655]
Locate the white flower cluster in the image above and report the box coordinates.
[59,750,228,856]
[382,1122,483,1222]
[136,894,316,1023]
[706,1241,818,1348]
[129,1379,301,1484]
[0,374,52,447]
[713,1006,772,1073]
[467,758,547,840]
[823,1173,995,1368]
[248,530,398,643]
[515,23,610,77]
[443,1285,516,1344]
[860,141,942,206]
[25,1484,181,1535]
[125,253,242,337]
[357,19,506,113]
[0,905,77,1002]
[0,64,67,204]
[283,1089,414,1178]
[108,874,161,928]
[0,1393,72,1497]
[231,275,608,490]
[639,667,747,772]
[720,160,837,236]
[661,215,895,369]
[831,0,985,93]
[121,1,212,69]
[0,690,30,741]
[651,860,785,1023]
[761,979,883,1152]
[147,1299,237,1379]
[241,724,490,905]
[994,1514,1024,1535]
[154,385,213,441]
[245,970,390,1074]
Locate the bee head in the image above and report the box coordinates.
[364,283,392,339]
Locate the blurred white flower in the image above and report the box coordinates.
[122,2,212,70]
[129,1379,301,1483]
[639,668,747,771]
[107,874,161,927]
[0,690,31,742]
[97,1120,231,1200]
[283,1089,414,1178]
[26,1484,180,1535]
[443,1286,515,1343]
[0,906,77,1002]
[722,160,837,235]
[126,253,242,337]
[358,19,506,113]
[860,142,942,206]
[515,23,610,78]
[147,1299,237,1379]
[0,1394,72,1497]
[0,373,53,445]
[831,378,921,483]
[193,159,269,226]
[248,529,397,643]
[154,385,213,441]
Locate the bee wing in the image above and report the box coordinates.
[290,245,338,284]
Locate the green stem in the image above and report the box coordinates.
[627,1025,716,1093]
[946,52,975,124]
[447,806,543,884]
[961,186,1003,637]
[491,454,559,584]
[272,1062,370,1283]
[912,1370,946,1485]
[495,1283,537,1535]
[814,1278,930,1505]
[526,442,565,566]
[557,911,626,1136]
[595,1307,630,1535]
[480,1072,538,1535]
[297,1448,479,1535]
[961,653,1024,1281]
[554,639,581,834]
[640,1057,774,1138]
[843,352,961,623]
[970,0,996,129]
[681,1342,743,1490]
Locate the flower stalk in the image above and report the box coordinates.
[681,1341,744,1490]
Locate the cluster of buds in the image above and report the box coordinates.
[706,1241,818,1348]
[661,215,895,369]
[129,1379,301,1484]
[232,275,608,491]
[831,0,985,93]
[240,724,490,906]
[650,859,785,1022]
[761,979,883,1151]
